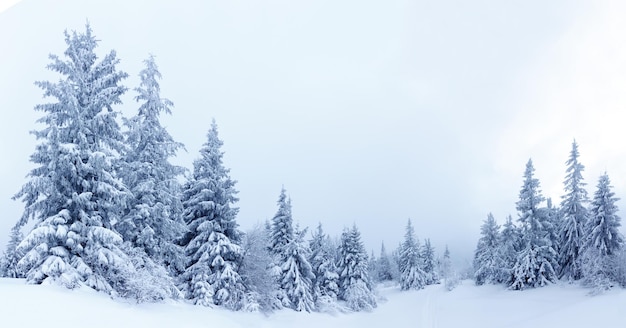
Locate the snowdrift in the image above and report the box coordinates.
[1,278,623,328]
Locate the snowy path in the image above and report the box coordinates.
[420,284,439,328]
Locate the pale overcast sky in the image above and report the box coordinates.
[2,0,626,265]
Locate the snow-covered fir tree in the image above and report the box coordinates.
[0,225,24,278]
[542,198,560,256]
[585,173,623,256]
[511,159,558,290]
[499,215,520,284]
[280,226,315,312]
[377,242,394,282]
[399,219,426,290]
[368,250,378,283]
[13,24,134,294]
[268,189,315,312]
[422,238,438,285]
[440,245,459,290]
[116,55,186,272]
[473,213,503,285]
[581,173,623,291]
[269,187,294,256]
[337,225,377,311]
[558,140,589,281]
[179,121,245,310]
[439,245,452,280]
[309,223,339,309]
[266,191,292,309]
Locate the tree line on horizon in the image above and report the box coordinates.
[474,141,625,293]
[0,24,455,313]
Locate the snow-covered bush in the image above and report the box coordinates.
[120,244,182,302]
[239,224,281,313]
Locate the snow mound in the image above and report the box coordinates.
[2,278,625,328]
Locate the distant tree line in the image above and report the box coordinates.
[473,141,625,293]
[0,24,453,313]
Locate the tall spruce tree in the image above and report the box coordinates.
[399,219,426,290]
[13,24,134,294]
[281,226,315,312]
[269,189,315,312]
[584,173,622,257]
[368,250,378,283]
[117,55,186,272]
[309,223,339,305]
[377,242,393,282]
[422,239,438,285]
[439,245,453,282]
[179,121,245,309]
[337,225,377,311]
[269,188,294,256]
[558,140,589,281]
[511,159,558,290]
[581,173,624,291]
[543,198,560,255]
[474,213,503,285]
[500,215,520,284]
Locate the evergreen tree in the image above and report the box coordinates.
[179,121,245,309]
[0,225,24,278]
[422,239,438,285]
[511,159,558,290]
[581,173,623,291]
[473,213,503,285]
[280,227,315,312]
[377,242,393,282]
[439,245,452,280]
[389,244,402,282]
[584,173,622,257]
[542,198,560,256]
[267,189,292,308]
[268,189,315,312]
[368,250,378,283]
[117,55,186,272]
[441,246,459,290]
[399,219,426,290]
[337,225,377,311]
[309,223,339,305]
[499,215,520,284]
[558,140,589,281]
[13,24,133,294]
[269,188,293,256]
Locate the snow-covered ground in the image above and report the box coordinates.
[1,278,622,327]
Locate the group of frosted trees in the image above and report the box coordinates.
[474,141,625,292]
[394,219,446,291]
[0,24,455,312]
[0,24,420,313]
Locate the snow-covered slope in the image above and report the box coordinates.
[2,278,623,327]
